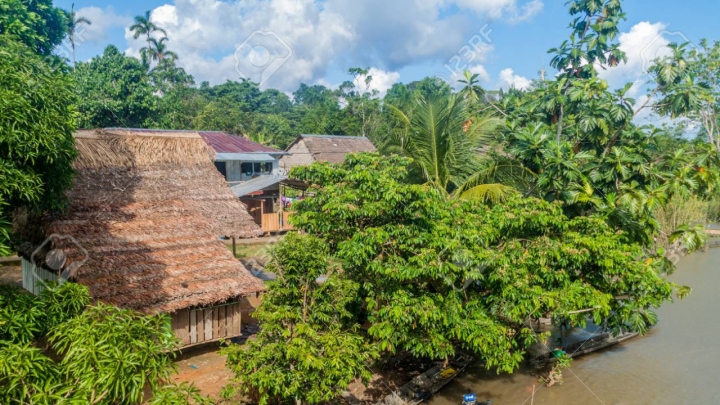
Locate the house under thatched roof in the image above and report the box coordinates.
[17,129,266,346]
[279,134,377,171]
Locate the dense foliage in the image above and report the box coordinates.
[0,35,77,255]
[0,0,67,56]
[482,0,720,257]
[0,283,208,405]
[223,233,377,405]
[74,45,160,128]
[4,0,720,403]
[226,153,689,402]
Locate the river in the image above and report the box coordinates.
[429,248,720,405]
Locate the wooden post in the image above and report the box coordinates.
[279,183,284,230]
[232,237,236,258]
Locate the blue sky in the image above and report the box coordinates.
[55,0,719,98]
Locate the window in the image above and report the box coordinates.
[252,162,273,174]
[242,161,273,176]
[214,162,227,179]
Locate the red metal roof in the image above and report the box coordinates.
[102,128,283,154]
[198,131,283,154]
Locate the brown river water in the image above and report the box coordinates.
[429,248,720,405]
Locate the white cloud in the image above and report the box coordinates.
[123,0,354,91]
[507,0,544,24]
[499,68,531,89]
[451,0,543,21]
[597,21,668,88]
[75,6,131,45]
[114,0,546,92]
[355,68,401,97]
[468,65,491,82]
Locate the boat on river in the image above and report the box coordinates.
[532,329,639,365]
[375,354,475,405]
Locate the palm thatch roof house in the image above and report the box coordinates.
[17,128,265,347]
[279,134,377,171]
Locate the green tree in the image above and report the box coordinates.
[0,36,77,255]
[223,233,377,405]
[339,67,383,138]
[547,0,627,141]
[490,0,718,252]
[386,94,511,201]
[129,9,166,41]
[458,70,486,104]
[0,0,67,56]
[73,45,159,128]
[288,153,685,374]
[142,36,179,68]
[64,3,91,68]
[648,40,720,152]
[0,282,207,404]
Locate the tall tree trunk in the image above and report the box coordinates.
[556,104,564,142]
[71,36,76,70]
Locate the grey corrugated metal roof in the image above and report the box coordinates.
[231,175,287,197]
[216,153,276,161]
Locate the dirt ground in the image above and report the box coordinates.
[173,343,235,400]
[0,265,22,287]
[171,343,427,404]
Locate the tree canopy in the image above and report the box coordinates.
[0,0,67,56]
[0,35,77,255]
[225,153,688,402]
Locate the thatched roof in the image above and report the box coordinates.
[290,135,376,164]
[18,129,265,314]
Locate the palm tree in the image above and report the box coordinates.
[457,70,485,104]
[65,4,92,69]
[141,37,179,67]
[129,10,167,40]
[387,94,515,202]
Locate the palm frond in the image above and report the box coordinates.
[456,183,518,203]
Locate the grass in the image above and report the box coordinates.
[226,243,274,259]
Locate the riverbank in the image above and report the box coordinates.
[429,248,720,405]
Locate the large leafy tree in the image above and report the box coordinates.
[223,233,377,405]
[489,0,719,252]
[0,0,67,56]
[649,40,720,152]
[287,153,685,376]
[73,45,159,128]
[0,35,77,255]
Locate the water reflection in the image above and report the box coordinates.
[430,249,720,405]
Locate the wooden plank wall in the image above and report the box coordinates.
[21,258,58,295]
[171,302,242,347]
